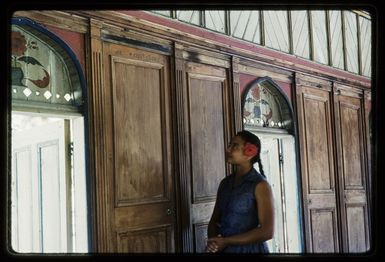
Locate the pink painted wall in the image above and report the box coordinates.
[45,25,85,72]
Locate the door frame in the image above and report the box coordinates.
[240,76,305,252]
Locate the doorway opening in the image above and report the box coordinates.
[11,113,88,253]
[242,77,303,253]
[10,17,90,253]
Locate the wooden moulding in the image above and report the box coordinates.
[13,10,88,33]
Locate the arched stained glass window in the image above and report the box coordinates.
[10,17,89,253]
[242,77,293,132]
[11,18,84,114]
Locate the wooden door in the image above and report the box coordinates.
[296,76,340,252]
[102,41,175,252]
[333,85,370,252]
[183,61,231,252]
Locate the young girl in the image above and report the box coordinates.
[206,130,274,253]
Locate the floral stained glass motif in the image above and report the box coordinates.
[11,23,83,112]
[11,30,50,89]
[243,83,284,128]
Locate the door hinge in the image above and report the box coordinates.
[279,153,284,163]
[68,141,74,156]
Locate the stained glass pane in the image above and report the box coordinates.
[11,23,83,113]
[243,81,293,130]
[243,78,294,131]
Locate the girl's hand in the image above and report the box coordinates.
[206,234,227,253]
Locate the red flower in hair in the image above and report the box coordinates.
[244,143,258,157]
[11,31,27,56]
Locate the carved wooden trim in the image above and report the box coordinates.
[231,57,242,133]
[173,44,193,252]
[182,51,230,68]
[295,73,332,91]
[238,58,293,84]
[187,73,225,82]
[334,82,364,98]
[13,10,88,33]
[89,19,112,252]
[101,22,173,48]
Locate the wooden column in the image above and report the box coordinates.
[88,19,113,252]
[173,42,194,252]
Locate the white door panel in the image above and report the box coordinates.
[250,132,302,253]
[12,119,70,253]
[281,136,302,252]
[257,136,284,252]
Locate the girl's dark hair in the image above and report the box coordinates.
[236,130,265,177]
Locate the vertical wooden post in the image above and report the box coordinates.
[173,42,193,252]
[88,18,112,252]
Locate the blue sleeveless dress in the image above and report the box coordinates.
[216,168,269,253]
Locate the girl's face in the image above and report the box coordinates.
[225,136,250,165]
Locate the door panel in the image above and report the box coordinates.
[258,136,283,252]
[281,136,303,252]
[103,42,175,252]
[185,62,230,252]
[12,118,70,252]
[116,225,172,252]
[296,83,340,252]
[334,91,369,252]
[310,209,338,252]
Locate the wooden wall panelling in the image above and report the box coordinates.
[101,32,176,252]
[295,74,340,252]
[333,83,370,252]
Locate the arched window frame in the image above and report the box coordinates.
[241,76,295,135]
[11,17,87,115]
